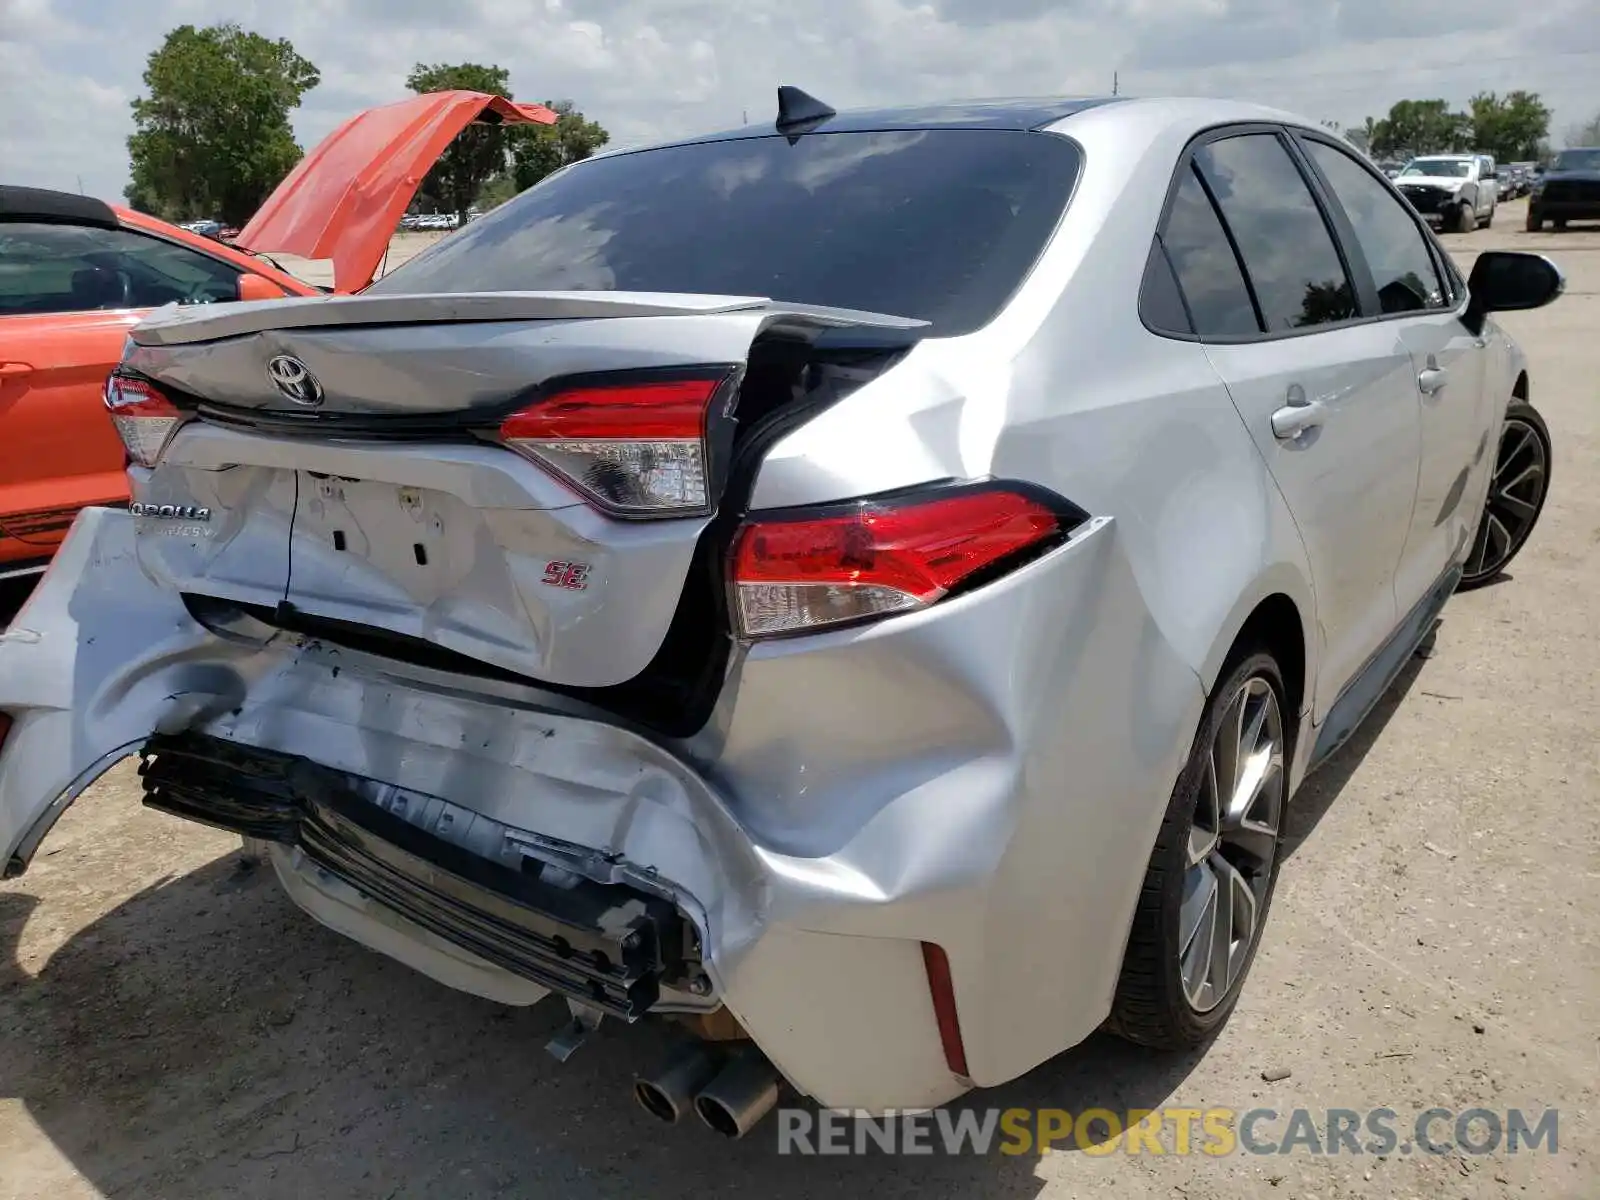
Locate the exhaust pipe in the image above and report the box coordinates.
[633,1042,722,1124]
[693,1049,781,1139]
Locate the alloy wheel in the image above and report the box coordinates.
[1180,675,1285,1013]
[1463,415,1549,583]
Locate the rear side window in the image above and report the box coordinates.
[1302,140,1449,314]
[0,222,240,316]
[371,130,1085,336]
[1158,165,1260,337]
[1194,135,1358,331]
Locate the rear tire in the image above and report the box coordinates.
[1108,651,1290,1049]
[1554,218,1569,230]
[1483,205,1495,228]
[1458,399,1551,591]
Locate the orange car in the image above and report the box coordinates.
[0,90,555,585]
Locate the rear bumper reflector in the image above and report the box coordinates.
[921,941,970,1078]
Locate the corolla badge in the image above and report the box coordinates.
[130,502,210,521]
[266,354,324,406]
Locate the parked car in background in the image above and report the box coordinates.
[0,188,314,584]
[1527,147,1600,230]
[1395,154,1497,231]
[0,93,1562,1135]
[1378,160,1404,179]
[0,90,556,587]
[178,218,223,239]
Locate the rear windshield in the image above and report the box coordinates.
[370,129,1083,336]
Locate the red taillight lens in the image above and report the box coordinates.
[104,373,184,469]
[731,484,1074,639]
[498,374,731,516]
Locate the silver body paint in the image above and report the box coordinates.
[0,98,1526,1112]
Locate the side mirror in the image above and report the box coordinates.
[1466,252,1564,327]
[237,273,289,302]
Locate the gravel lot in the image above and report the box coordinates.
[1,198,1596,1199]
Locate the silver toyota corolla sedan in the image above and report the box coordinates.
[0,92,1562,1136]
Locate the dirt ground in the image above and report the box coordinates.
[2,198,1597,1199]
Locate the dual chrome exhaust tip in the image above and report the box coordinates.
[634,1043,780,1139]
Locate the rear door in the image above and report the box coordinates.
[1161,129,1423,721]
[1295,134,1492,612]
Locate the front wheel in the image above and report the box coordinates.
[1108,652,1289,1049]
[1526,211,1544,232]
[1458,399,1552,590]
[1451,203,1477,233]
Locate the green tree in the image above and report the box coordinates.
[509,100,610,192]
[1367,99,1470,160]
[1467,91,1551,162]
[125,23,319,224]
[406,62,513,223]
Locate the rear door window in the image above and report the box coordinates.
[1194,134,1359,332]
[369,130,1085,336]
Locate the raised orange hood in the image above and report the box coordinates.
[236,91,557,293]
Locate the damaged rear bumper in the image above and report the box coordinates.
[1,506,1202,1114]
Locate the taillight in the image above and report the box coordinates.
[730,482,1084,639]
[104,373,184,468]
[498,372,735,517]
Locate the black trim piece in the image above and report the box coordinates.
[1307,564,1462,771]
[138,733,691,1020]
[0,185,118,229]
[1189,157,1268,333]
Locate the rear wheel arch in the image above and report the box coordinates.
[1229,594,1307,725]
[1201,575,1314,714]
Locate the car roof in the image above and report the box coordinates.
[731,96,1126,135]
[584,93,1376,173]
[0,184,119,229]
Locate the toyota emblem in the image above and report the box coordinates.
[266,355,324,407]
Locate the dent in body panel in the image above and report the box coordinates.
[710,518,1205,1086]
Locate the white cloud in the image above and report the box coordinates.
[3,0,1597,205]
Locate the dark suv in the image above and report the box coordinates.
[1528,148,1600,230]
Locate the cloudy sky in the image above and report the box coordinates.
[3,0,1598,203]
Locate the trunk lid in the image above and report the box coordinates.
[122,292,923,691]
[234,92,559,295]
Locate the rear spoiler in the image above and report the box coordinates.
[130,291,928,348]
